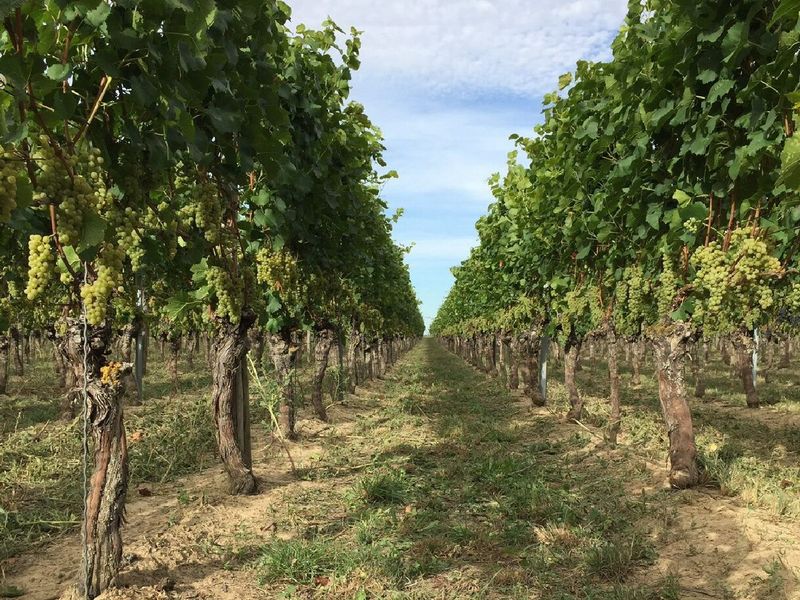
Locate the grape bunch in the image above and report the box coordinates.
[786,281,800,313]
[690,242,726,314]
[0,146,18,222]
[613,265,648,335]
[682,217,702,234]
[80,244,125,326]
[558,285,601,339]
[102,174,146,270]
[100,361,124,386]
[25,234,54,300]
[33,140,105,247]
[656,254,679,317]
[193,182,223,243]
[108,202,144,271]
[690,228,781,331]
[206,265,243,321]
[256,247,305,306]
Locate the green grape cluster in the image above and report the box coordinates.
[558,285,601,339]
[0,146,18,222]
[80,244,125,325]
[690,228,781,332]
[656,254,678,317]
[102,174,146,270]
[108,203,144,271]
[613,265,648,335]
[256,248,300,294]
[683,217,701,233]
[25,234,54,300]
[690,243,726,313]
[193,182,223,243]
[207,266,243,321]
[786,281,800,313]
[33,140,105,247]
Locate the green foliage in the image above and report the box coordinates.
[433,0,800,341]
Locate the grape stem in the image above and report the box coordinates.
[704,193,714,246]
[73,76,113,145]
[722,193,737,252]
[60,22,78,93]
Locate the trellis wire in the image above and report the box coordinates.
[81,262,91,598]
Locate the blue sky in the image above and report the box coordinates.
[289,0,629,328]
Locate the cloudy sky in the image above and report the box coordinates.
[289,0,629,328]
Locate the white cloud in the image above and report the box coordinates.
[373,97,531,201]
[288,0,628,95]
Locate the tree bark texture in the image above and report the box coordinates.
[270,331,299,440]
[0,334,9,395]
[211,316,256,495]
[651,323,699,489]
[311,329,333,421]
[630,339,644,388]
[565,338,583,421]
[731,330,759,409]
[58,319,130,599]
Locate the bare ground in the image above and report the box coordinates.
[3,339,799,599]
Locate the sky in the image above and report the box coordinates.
[289,0,629,329]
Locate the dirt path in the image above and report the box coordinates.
[3,339,799,599]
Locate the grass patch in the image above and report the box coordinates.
[357,469,409,505]
[556,351,800,519]
[584,535,657,581]
[0,352,217,560]
[256,538,359,585]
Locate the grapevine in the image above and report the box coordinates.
[0,146,18,222]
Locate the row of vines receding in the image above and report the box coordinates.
[431,0,800,490]
[0,2,424,597]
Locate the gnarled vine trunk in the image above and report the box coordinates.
[10,327,23,377]
[377,338,386,379]
[692,342,706,399]
[57,320,82,419]
[334,332,346,402]
[508,336,520,390]
[731,330,758,409]
[311,329,333,421]
[651,323,698,489]
[270,331,299,440]
[778,338,791,369]
[345,330,360,393]
[523,334,543,406]
[630,339,644,388]
[0,334,9,395]
[565,338,583,421]
[497,334,509,385]
[211,315,256,495]
[119,323,136,364]
[167,333,181,389]
[59,319,130,599]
